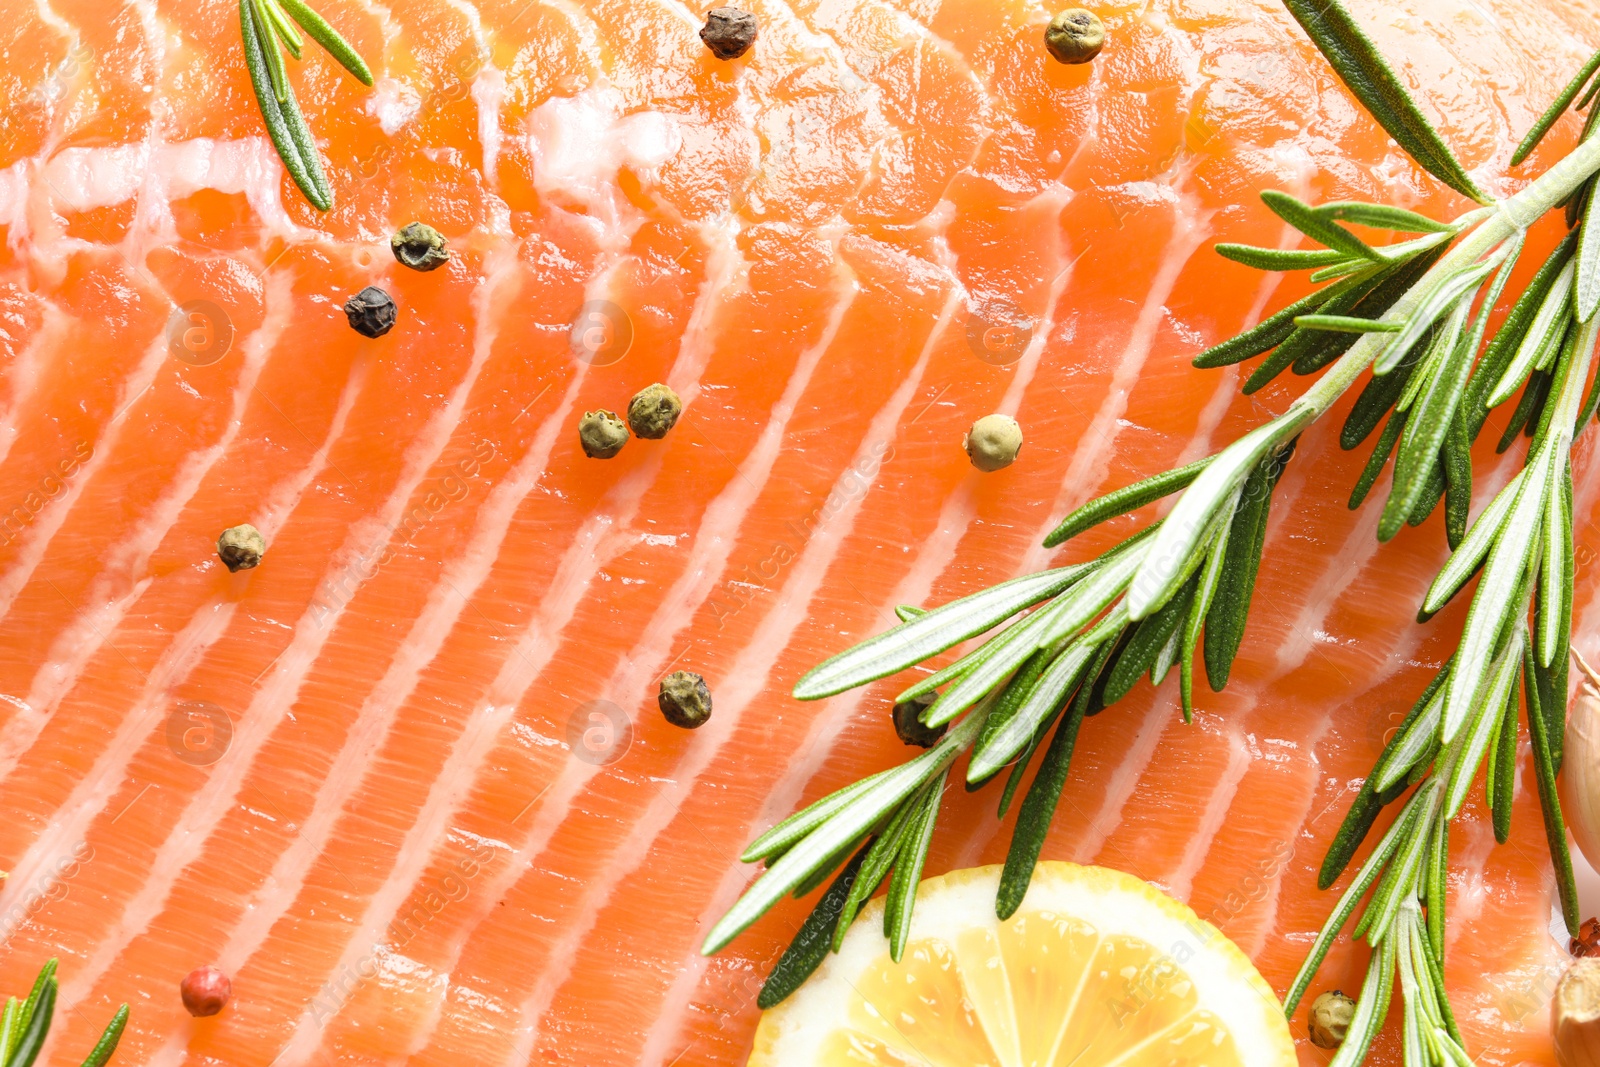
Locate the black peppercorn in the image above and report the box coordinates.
[700,7,758,60]
[1045,9,1105,65]
[344,286,397,338]
[893,692,946,748]
[659,671,712,728]
[390,222,451,272]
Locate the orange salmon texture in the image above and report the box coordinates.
[0,0,1598,1064]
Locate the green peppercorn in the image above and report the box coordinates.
[217,524,265,572]
[893,692,946,748]
[390,222,451,272]
[627,383,683,440]
[659,670,712,728]
[1045,8,1105,64]
[579,410,629,459]
[964,413,1024,471]
[1308,990,1355,1048]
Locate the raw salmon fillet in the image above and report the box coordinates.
[0,0,1598,1064]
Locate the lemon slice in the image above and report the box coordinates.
[747,862,1294,1067]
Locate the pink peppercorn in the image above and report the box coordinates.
[180,966,231,1017]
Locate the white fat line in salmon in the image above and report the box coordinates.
[188,366,587,1067]
[364,287,855,1061]
[36,280,285,685]
[649,248,1196,1052]
[0,440,92,550]
[272,256,728,1060]
[0,332,174,627]
[0,840,92,949]
[310,438,498,628]
[307,836,495,1028]
[0,350,363,891]
[705,440,894,629]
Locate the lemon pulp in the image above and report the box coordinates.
[747,862,1295,1067]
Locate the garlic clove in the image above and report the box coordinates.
[1562,649,1600,873]
[1556,958,1600,1067]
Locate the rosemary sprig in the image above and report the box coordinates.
[703,10,1600,1056]
[274,0,373,83]
[1281,237,1598,1064]
[240,0,372,211]
[0,959,127,1067]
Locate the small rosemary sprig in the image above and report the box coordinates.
[0,959,128,1067]
[703,3,1600,1050]
[1291,60,1600,1047]
[239,0,373,211]
[1294,302,1598,1066]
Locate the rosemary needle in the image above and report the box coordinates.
[9,976,54,1067]
[0,961,128,1067]
[263,0,305,57]
[79,1004,130,1067]
[1513,47,1600,166]
[755,847,867,1009]
[240,0,331,211]
[252,0,292,103]
[1280,0,1488,202]
[239,0,370,210]
[275,0,374,85]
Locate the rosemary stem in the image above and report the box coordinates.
[1293,133,1600,421]
[1132,137,1600,621]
